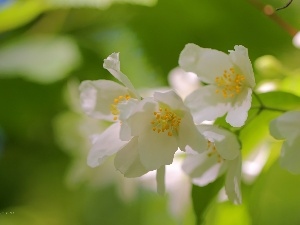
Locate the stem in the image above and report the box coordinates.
[252,91,263,106]
[251,106,287,112]
[235,92,286,134]
[252,92,287,113]
[247,0,298,36]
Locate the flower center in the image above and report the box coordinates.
[151,107,181,137]
[215,67,245,98]
[207,141,223,163]
[110,94,131,121]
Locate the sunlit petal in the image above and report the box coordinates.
[184,86,230,124]
[226,88,252,127]
[179,43,232,84]
[229,45,255,88]
[168,67,200,99]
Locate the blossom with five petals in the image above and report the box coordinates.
[182,125,242,204]
[270,110,300,174]
[114,90,208,193]
[179,44,256,127]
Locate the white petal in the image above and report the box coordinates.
[202,126,240,160]
[138,87,171,98]
[184,86,230,124]
[154,90,186,111]
[179,43,232,84]
[168,67,200,99]
[269,111,300,140]
[225,154,242,204]
[178,113,207,153]
[139,130,178,170]
[119,123,132,141]
[114,136,149,177]
[279,137,300,174]
[79,80,129,120]
[87,123,127,167]
[127,98,158,136]
[182,152,226,186]
[103,53,140,99]
[226,87,252,127]
[156,166,166,195]
[229,45,255,88]
[118,99,140,141]
[118,98,140,121]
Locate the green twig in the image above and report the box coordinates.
[252,92,287,113]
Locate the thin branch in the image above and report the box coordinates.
[247,0,298,36]
[253,91,264,107]
[252,92,287,113]
[276,0,293,11]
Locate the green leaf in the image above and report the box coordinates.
[258,91,300,111]
[192,176,224,225]
[204,200,251,225]
[0,0,45,32]
[239,110,281,156]
[239,91,300,156]
[250,160,300,225]
[254,55,286,79]
[280,72,300,97]
[0,35,81,83]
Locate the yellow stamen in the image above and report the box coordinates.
[110,94,131,121]
[206,140,224,163]
[150,106,181,137]
[215,67,245,98]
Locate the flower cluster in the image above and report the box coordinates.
[79,44,256,204]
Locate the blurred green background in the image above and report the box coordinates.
[1,0,300,224]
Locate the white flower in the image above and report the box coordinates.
[114,90,207,192]
[117,90,207,170]
[179,44,255,127]
[79,53,141,168]
[182,125,242,204]
[79,52,140,121]
[269,110,300,174]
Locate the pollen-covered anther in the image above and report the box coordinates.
[110,94,131,121]
[215,67,245,98]
[207,141,223,163]
[151,107,181,137]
